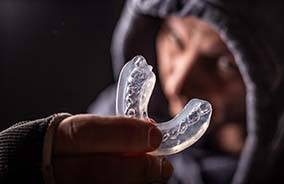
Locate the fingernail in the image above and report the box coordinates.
[162,159,173,180]
[148,126,162,149]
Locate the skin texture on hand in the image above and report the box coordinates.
[53,114,173,184]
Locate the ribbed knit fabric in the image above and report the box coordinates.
[0,115,54,183]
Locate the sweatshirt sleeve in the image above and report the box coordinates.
[0,114,70,183]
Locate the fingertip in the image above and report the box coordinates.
[145,156,173,183]
[162,159,174,181]
[148,118,157,125]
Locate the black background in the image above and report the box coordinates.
[0,1,124,130]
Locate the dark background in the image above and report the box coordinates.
[0,1,124,130]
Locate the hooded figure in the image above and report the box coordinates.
[89,0,284,183]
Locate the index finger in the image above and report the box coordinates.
[54,115,162,155]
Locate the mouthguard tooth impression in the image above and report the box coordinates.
[116,55,212,156]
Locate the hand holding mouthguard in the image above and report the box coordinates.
[116,55,212,156]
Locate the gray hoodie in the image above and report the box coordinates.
[89,0,284,183]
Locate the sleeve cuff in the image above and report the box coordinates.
[42,113,72,184]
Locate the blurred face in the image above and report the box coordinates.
[156,16,246,155]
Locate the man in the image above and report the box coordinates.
[1,0,284,184]
[90,0,284,183]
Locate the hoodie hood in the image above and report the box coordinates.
[110,0,284,183]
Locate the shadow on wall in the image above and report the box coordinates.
[0,1,125,130]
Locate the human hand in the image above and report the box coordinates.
[52,115,173,184]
